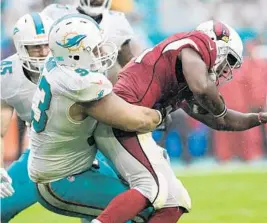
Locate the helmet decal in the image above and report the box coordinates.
[56,33,87,52]
[213,21,230,43]
[13,27,19,35]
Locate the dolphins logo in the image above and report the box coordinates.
[13,27,19,35]
[56,33,87,52]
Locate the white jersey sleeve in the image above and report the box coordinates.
[64,71,113,103]
[101,10,134,50]
[1,55,22,100]
[43,58,113,103]
[41,4,77,21]
[0,55,36,122]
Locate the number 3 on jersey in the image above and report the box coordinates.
[31,76,52,133]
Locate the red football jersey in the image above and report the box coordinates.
[114,31,217,111]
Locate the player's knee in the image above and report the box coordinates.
[153,172,169,209]
[135,172,169,210]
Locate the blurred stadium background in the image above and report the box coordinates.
[1,0,267,222]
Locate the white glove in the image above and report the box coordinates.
[0,168,14,198]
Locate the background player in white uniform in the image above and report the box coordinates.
[42,0,135,84]
[29,14,162,222]
[0,13,53,222]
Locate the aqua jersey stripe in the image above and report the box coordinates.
[31,12,45,35]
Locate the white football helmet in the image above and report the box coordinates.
[13,13,53,73]
[79,0,112,16]
[49,13,118,73]
[196,20,243,85]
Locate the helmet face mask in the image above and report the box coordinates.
[213,45,242,86]
[79,0,112,16]
[196,20,243,86]
[88,40,118,72]
[19,44,49,73]
[13,13,53,74]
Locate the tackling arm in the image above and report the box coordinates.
[181,48,226,118]
[182,102,266,131]
[80,92,162,132]
[0,100,14,167]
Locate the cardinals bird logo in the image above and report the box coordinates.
[56,33,87,52]
[213,21,230,43]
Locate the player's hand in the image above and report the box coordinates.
[0,168,14,198]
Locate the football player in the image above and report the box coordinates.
[29,14,162,222]
[42,0,135,84]
[0,12,140,223]
[92,20,267,223]
[0,13,53,222]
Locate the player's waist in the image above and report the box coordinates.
[30,132,95,146]
[28,148,96,183]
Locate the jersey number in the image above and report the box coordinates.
[0,61,13,75]
[31,76,52,133]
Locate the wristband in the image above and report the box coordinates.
[213,105,228,119]
[156,110,163,126]
[258,112,263,124]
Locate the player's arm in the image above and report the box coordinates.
[117,40,134,67]
[180,48,226,118]
[107,40,134,85]
[0,100,14,167]
[182,102,266,131]
[80,92,162,133]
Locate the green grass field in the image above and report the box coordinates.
[10,168,267,223]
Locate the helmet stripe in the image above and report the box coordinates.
[31,12,45,35]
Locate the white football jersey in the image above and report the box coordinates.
[100,10,134,50]
[28,55,112,183]
[0,54,36,123]
[41,4,134,50]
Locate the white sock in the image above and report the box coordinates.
[91,220,102,223]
